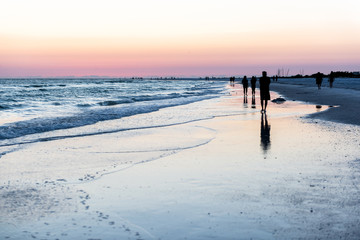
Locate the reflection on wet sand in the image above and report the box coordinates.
[243,95,248,107]
[251,95,256,109]
[260,113,271,152]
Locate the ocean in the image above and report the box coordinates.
[0,78,230,146]
[1,77,358,147]
[2,77,360,240]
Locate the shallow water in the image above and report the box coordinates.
[0,84,323,185]
[1,83,359,239]
[0,78,225,141]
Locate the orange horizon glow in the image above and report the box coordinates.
[1,0,360,77]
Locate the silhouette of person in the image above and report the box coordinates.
[328,71,335,88]
[316,72,323,89]
[259,71,271,112]
[260,113,271,152]
[229,76,235,86]
[242,76,249,96]
[251,76,257,96]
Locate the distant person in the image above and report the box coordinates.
[329,71,335,88]
[260,112,271,152]
[251,76,257,95]
[259,71,271,112]
[242,76,249,96]
[275,75,278,82]
[315,72,323,89]
[229,76,234,86]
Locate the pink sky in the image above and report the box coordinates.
[1,0,359,77]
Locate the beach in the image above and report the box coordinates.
[271,81,360,125]
[1,81,360,239]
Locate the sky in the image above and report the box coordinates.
[1,0,360,77]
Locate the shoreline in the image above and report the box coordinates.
[270,82,360,125]
[1,83,360,239]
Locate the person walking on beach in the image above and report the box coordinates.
[329,71,335,88]
[251,76,257,96]
[242,76,249,96]
[259,71,271,112]
[229,76,235,86]
[315,72,323,89]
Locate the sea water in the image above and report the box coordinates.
[0,78,256,207]
[3,77,359,240]
[2,77,356,147]
[0,77,329,184]
[0,78,230,146]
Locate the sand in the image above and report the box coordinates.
[271,82,360,125]
[1,82,360,239]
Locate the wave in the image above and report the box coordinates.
[94,89,220,107]
[0,79,227,144]
[26,84,55,88]
[77,103,92,108]
[0,103,24,110]
[97,99,133,106]
[105,80,133,83]
[0,95,218,140]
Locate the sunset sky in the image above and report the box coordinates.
[1,0,359,77]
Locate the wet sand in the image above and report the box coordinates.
[1,83,360,239]
[271,82,360,125]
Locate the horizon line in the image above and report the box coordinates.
[1,70,359,79]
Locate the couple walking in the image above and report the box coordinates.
[242,71,271,112]
[241,76,257,96]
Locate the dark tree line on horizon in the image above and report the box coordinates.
[286,71,360,79]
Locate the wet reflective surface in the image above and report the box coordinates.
[1,84,359,239]
[260,113,271,152]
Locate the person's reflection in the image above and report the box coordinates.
[251,95,256,109]
[260,113,271,152]
[243,95,248,106]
